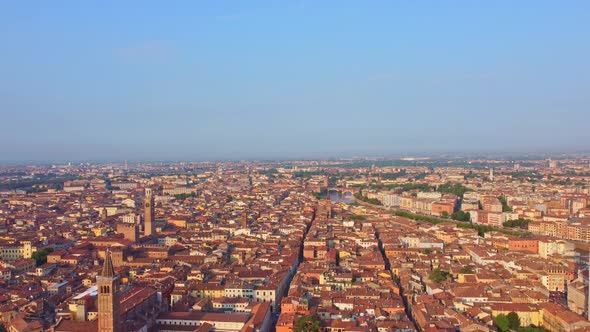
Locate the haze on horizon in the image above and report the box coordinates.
[1,1,589,162]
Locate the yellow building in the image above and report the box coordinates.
[92,227,107,237]
[192,285,225,299]
[490,303,541,327]
[540,302,590,331]
[567,277,587,315]
[0,242,37,261]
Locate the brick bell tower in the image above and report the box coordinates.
[144,188,155,236]
[97,249,121,332]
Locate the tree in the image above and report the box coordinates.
[294,315,321,332]
[507,312,521,330]
[0,322,7,332]
[32,247,54,266]
[353,192,382,205]
[328,176,338,186]
[327,240,336,249]
[518,327,549,332]
[451,211,470,222]
[503,218,531,229]
[460,265,474,274]
[494,314,510,332]
[174,192,196,200]
[414,172,428,180]
[441,211,449,218]
[499,195,513,212]
[312,192,321,199]
[436,182,471,197]
[428,268,449,283]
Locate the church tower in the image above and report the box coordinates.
[144,188,155,236]
[97,250,121,332]
[240,210,248,228]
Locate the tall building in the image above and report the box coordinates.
[22,241,33,259]
[489,167,494,181]
[116,222,139,243]
[97,250,121,332]
[240,210,248,228]
[144,188,155,236]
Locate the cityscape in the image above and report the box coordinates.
[2,158,590,332]
[2,1,590,332]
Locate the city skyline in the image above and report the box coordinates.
[3,157,590,332]
[3,2,590,330]
[2,1,590,162]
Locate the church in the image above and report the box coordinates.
[53,249,161,332]
[52,250,272,332]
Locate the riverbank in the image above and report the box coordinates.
[352,197,531,237]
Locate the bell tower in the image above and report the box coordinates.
[97,249,121,332]
[144,188,155,236]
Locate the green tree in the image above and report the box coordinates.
[499,195,513,212]
[294,315,321,332]
[31,247,54,266]
[293,171,326,178]
[174,192,196,200]
[0,322,8,332]
[503,218,531,229]
[451,211,470,222]
[353,192,382,205]
[428,268,449,283]
[396,210,530,237]
[414,172,429,180]
[380,170,407,180]
[327,240,336,249]
[312,192,320,199]
[518,327,549,332]
[495,314,510,332]
[441,211,449,218]
[507,312,520,330]
[460,265,474,274]
[436,182,472,197]
[328,176,338,186]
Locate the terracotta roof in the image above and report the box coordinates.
[54,319,98,332]
[158,311,249,323]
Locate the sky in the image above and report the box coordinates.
[1,1,589,162]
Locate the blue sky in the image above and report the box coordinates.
[1,1,589,162]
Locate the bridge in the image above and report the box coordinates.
[327,187,359,197]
